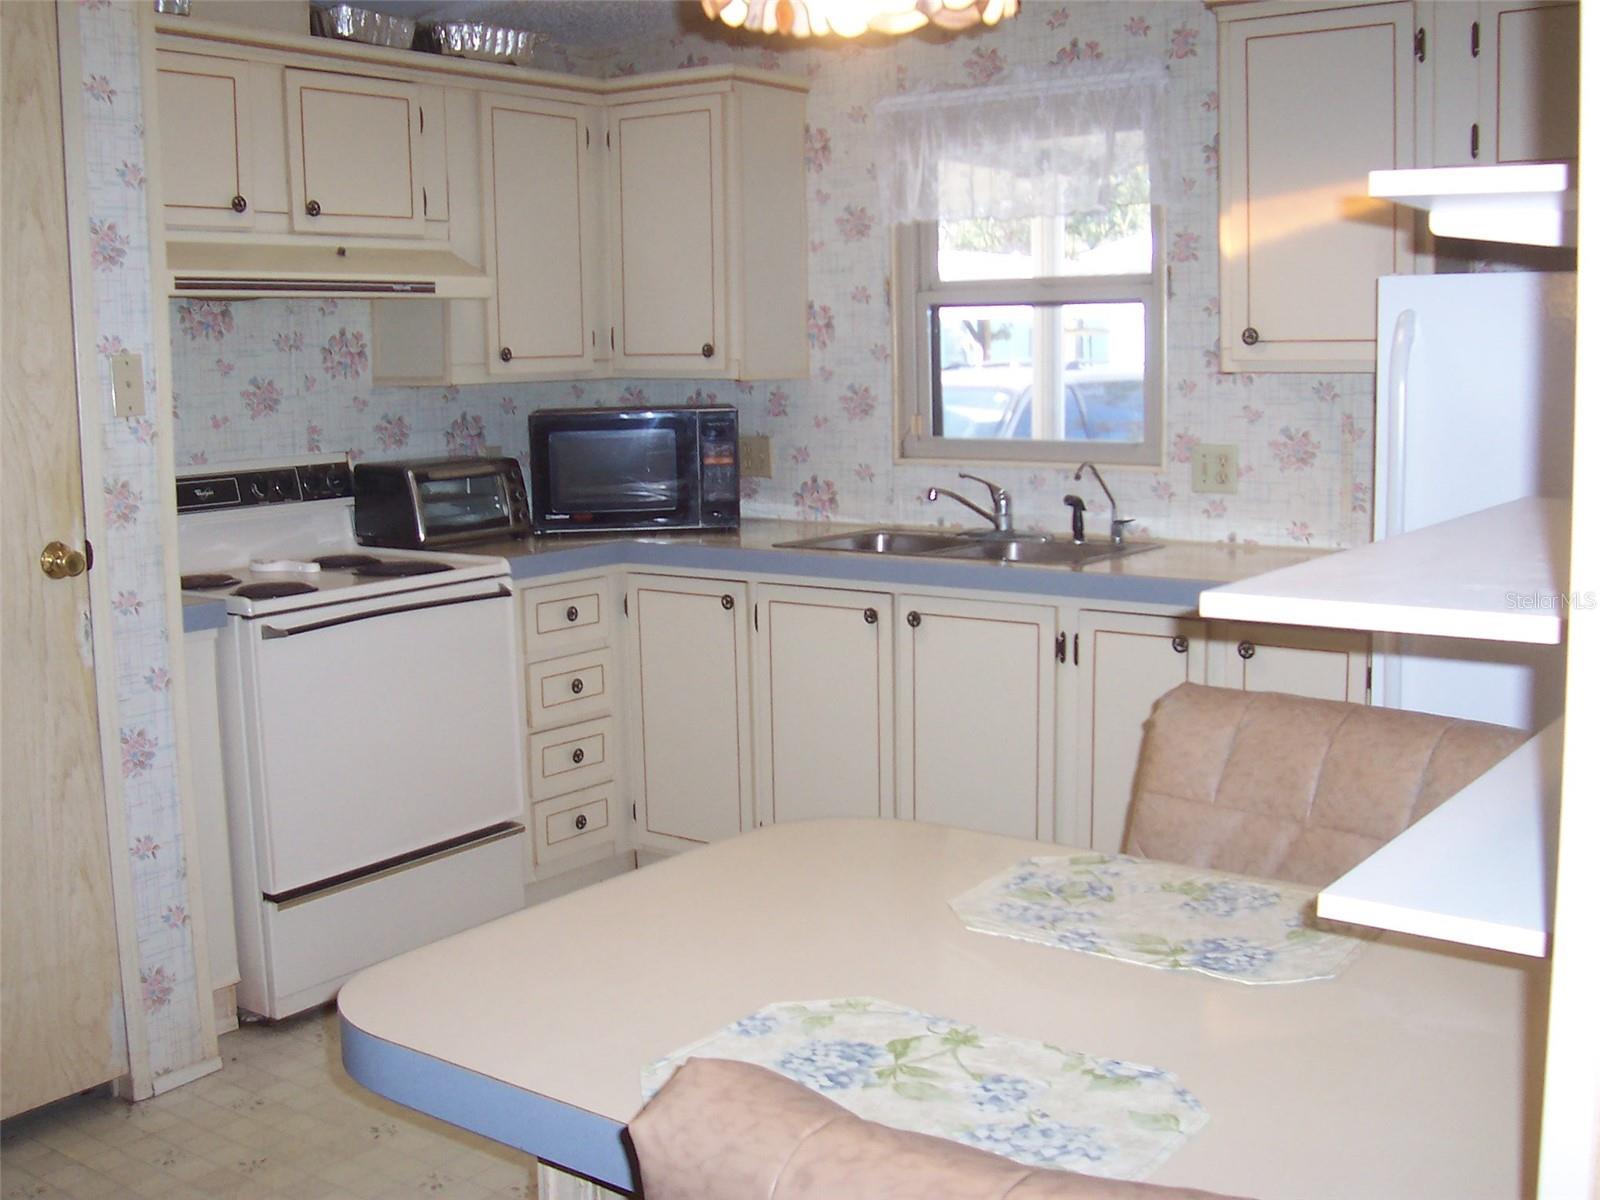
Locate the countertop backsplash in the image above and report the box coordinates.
[169,2,1377,550]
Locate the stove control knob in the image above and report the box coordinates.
[248,478,268,502]
[266,477,287,502]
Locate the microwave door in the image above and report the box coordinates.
[541,425,695,527]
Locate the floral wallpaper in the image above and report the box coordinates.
[79,0,210,1083]
[171,2,1376,550]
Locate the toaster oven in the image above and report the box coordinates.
[353,457,530,548]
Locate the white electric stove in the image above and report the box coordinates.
[178,457,528,1020]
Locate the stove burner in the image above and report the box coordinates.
[312,554,384,569]
[351,560,454,578]
[181,573,241,590]
[234,581,318,600]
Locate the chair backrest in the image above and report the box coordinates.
[1123,683,1527,887]
[629,1057,1250,1200]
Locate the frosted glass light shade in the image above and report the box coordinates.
[701,0,1019,39]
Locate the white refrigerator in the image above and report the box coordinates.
[1373,270,1575,730]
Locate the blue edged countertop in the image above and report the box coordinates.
[181,519,1329,634]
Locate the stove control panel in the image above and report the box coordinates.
[177,461,353,512]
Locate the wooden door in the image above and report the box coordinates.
[1076,611,1204,852]
[482,93,595,377]
[1218,2,1415,372]
[2,2,126,1118]
[155,50,255,231]
[608,94,727,374]
[895,595,1056,841]
[753,584,893,825]
[628,576,751,851]
[285,68,425,237]
[1207,622,1370,703]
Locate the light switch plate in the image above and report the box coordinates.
[740,434,773,479]
[1192,443,1239,494]
[111,352,145,419]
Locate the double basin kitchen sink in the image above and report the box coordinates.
[773,528,1160,568]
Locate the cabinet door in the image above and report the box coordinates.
[629,576,752,850]
[1076,611,1204,853]
[1207,623,1370,703]
[1482,1,1578,164]
[753,584,893,825]
[608,94,727,374]
[156,50,255,230]
[1219,3,1415,372]
[482,94,596,377]
[895,595,1056,841]
[285,69,425,237]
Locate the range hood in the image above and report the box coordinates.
[1369,163,1576,249]
[165,239,493,300]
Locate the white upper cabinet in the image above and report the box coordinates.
[418,83,450,223]
[284,68,426,237]
[604,78,808,381]
[156,50,256,230]
[607,93,727,374]
[1425,1,1579,166]
[482,93,597,377]
[1218,2,1416,373]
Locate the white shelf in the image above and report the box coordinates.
[1198,498,1570,645]
[1317,719,1560,957]
[1369,163,1575,248]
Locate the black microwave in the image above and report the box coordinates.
[527,405,740,534]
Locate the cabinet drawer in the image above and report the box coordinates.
[521,576,612,661]
[532,784,613,866]
[528,717,614,800]
[526,649,614,731]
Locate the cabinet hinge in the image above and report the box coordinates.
[419,107,424,132]
[610,327,616,351]
[1470,123,1480,160]
[1470,20,1480,58]
[1072,632,1079,666]
[623,593,629,616]
[606,129,611,149]
[422,186,428,216]
[585,126,590,147]
[1413,26,1426,62]
[632,803,637,821]
[753,605,759,631]
[1055,632,1067,664]
[1366,664,1373,695]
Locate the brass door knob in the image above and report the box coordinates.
[40,541,87,580]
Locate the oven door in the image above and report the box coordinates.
[236,576,523,899]
[530,411,699,531]
[412,464,525,546]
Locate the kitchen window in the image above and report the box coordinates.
[893,203,1165,467]
[879,61,1171,468]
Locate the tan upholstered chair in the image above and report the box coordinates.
[630,1057,1248,1200]
[1122,683,1528,887]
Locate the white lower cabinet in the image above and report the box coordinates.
[627,575,753,852]
[518,574,623,881]
[1205,621,1369,702]
[752,583,894,825]
[895,594,1058,841]
[1075,610,1205,852]
[1076,609,1372,854]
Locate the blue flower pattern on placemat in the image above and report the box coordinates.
[641,998,1206,1183]
[950,856,1369,985]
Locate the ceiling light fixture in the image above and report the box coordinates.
[700,0,1020,39]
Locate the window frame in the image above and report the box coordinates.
[892,208,1168,468]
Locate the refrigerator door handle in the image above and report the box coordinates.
[1384,308,1417,538]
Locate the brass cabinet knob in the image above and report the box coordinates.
[1171,636,1189,654]
[574,813,588,831]
[40,541,87,580]
[701,342,714,358]
[906,611,921,628]
[500,347,513,363]
[571,747,585,765]
[721,593,734,610]
[305,199,322,217]
[570,677,584,695]
[1238,641,1256,660]
[863,607,877,624]
[231,194,248,213]
[1240,327,1260,346]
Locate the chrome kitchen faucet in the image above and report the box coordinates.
[1071,463,1135,546]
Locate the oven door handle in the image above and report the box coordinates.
[258,584,511,640]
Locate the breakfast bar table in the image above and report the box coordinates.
[338,819,1543,1199]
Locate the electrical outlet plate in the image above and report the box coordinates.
[111,351,145,419]
[740,434,773,479]
[1192,443,1239,494]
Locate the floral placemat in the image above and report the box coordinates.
[950,854,1370,985]
[642,997,1206,1181]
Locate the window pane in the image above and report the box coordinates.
[931,302,1146,444]
[937,218,1037,281]
[1054,204,1151,276]
[1059,302,1146,443]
